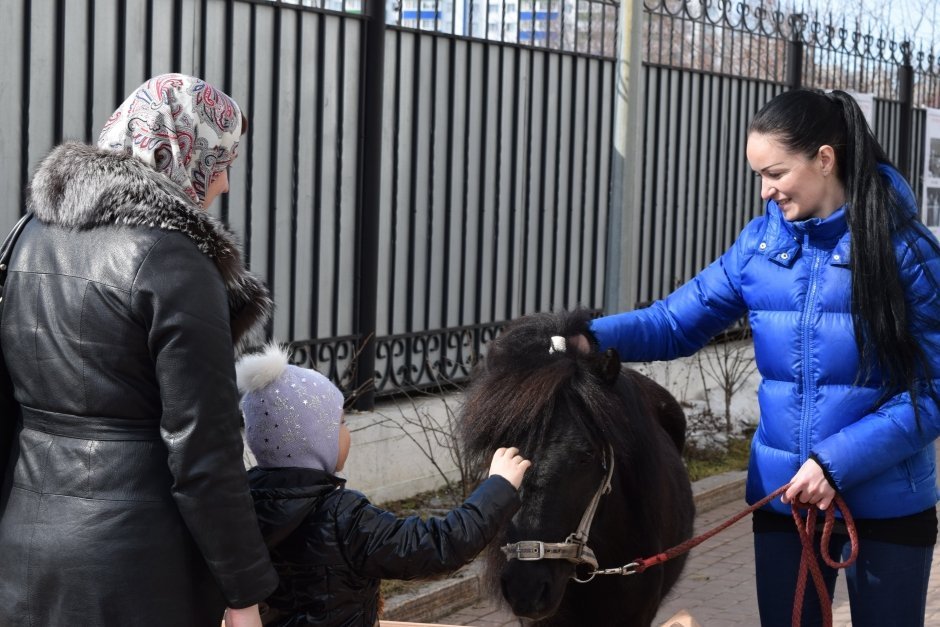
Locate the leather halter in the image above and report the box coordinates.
[501,445,615,583]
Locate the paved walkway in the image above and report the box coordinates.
[437,497,940,626]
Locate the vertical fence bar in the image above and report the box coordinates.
[288,14,303,341]
[309,13,326,339]
[425,36,437,331]
[441,37,456,327]
[85,0,95,141]
[475,44,490,325]
[505,47,520,319]
[199,0,208,77]
[332,19,348,338]
[19,0,32,209]
[353,0,386,410]
[54,0,65,145]
[386,33,402,336]
[786,14,803,90]
[491,44,505,321]
[220,0,235,225]
[243,4,257,267]
[265,9,282,338]
[145,0,153,78]
[898,42,914,180]
[458,43,472,325]
[172,0,182,72]
[406,34,421,336]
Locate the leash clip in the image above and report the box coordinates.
[592,561,639,576]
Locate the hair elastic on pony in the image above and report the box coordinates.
[549,336,566,354]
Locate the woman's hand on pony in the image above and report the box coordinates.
[489,447,532,490]
[782,458,836,510]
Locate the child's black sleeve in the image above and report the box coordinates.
[334,475,520,580]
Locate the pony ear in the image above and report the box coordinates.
[598,348,621,385]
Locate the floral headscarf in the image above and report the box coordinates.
[98,74,243,204]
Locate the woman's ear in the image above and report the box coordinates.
[598,348,621,385]
[817,144,837,177]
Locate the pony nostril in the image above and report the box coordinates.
[501,572,556,619]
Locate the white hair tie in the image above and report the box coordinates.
[549,336,567,354]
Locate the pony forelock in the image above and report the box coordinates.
[460,309,631,465]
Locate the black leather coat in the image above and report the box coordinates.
[248,467,520,627]
[0,144,279,626]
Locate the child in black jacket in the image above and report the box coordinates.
[236,344,530,627]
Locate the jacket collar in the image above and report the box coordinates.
[26,143,272,354]
[760,203,848,268]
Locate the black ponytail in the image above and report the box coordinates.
[750,89,937,415]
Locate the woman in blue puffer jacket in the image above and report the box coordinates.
[574,89,940,626]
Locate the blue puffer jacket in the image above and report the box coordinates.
[592,165,940,518]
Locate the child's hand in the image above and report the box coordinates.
[489,447,532,490]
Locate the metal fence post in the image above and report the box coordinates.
[786,14,804,90]
[898,41,914,180]
[606,0,644,313]
[353,0,386,411]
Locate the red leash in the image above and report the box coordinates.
[789,492,858,627]
[626,483,858,627]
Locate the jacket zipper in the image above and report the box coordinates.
[799,249,822,463]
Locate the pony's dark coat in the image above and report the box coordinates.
[460,310,695,626]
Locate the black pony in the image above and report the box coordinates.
[460,310,694,626]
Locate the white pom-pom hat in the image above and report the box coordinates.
[235,343,344,472]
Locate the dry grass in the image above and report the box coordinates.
[683,435,752,482]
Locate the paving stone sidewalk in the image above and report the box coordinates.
[436,496,940,626]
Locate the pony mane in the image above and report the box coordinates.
[460,309,641,467]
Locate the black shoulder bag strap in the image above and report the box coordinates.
[0,212,34,483]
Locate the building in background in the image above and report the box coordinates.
[389,0,613,53]
[271,0,615,59]
[398,0,455,32]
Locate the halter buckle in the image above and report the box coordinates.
[503,541,546,561]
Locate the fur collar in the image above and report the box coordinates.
[27,142,272,353]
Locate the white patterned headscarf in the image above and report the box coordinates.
[98,73,243,204]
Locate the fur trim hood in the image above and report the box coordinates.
[27,142,272,353]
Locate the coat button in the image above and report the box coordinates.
[833,254,841,261]
[759,242,767,250]
[780,252,789,260]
